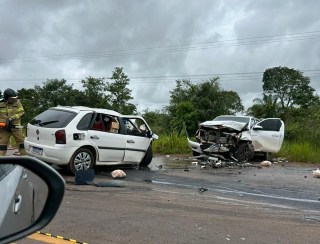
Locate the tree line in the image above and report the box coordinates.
[1,66,319,147]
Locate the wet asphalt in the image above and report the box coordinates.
[8,150,320,243]
[62,154,320,212]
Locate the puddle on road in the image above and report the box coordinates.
[150,155,193,171]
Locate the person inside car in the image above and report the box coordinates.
[92,114,104,131]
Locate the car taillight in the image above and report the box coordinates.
[55,130,66,144]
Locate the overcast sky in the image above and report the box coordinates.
[1,0,319,112]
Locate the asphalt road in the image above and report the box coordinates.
[12,154,320,244]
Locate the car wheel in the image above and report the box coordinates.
[236,143,254,162]
[68,148,94,174]
[139,145,153,167]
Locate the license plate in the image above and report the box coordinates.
[31,146,43,155]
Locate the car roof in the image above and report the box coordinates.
[216,115,252,118]
[53,106,122,117]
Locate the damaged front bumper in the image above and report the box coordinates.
[187,120,254,162]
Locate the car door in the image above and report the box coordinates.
[250,118,284,153]
[0,165,34,237]
[122,117,151,163]
[88,113,126,162]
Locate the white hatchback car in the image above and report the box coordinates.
[187,115,285,161]
[24,106,158,174]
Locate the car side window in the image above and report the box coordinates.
[77,113,94,130]
[124,118,149,137]
[257,119,282,131]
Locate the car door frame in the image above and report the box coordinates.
[120,116,153,163]
[250,118,284,153]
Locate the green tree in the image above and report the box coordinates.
[167,78,244,133]
[18,79,85,124]
[80,76,109,108]
[262,67,317,111]
[247,94,280,118]
[107,67,136,114]
[17,88,39,124]
[34,79,83,111]
[141,109,171,134]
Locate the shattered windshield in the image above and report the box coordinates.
[213,116,250,123]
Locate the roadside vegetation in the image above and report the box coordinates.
[2,66,319,163]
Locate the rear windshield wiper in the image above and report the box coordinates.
[39,120,59,126]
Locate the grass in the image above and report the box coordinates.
[275,141,320,164]
[154,133,320,164]
[153,132,191,154]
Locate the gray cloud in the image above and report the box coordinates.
[0,0,319,111]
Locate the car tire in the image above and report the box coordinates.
[139,145,153,167]
[235,143,254,162]
[68,148,94,174]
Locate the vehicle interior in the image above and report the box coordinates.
[92,113,120,133]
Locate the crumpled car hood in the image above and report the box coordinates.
[199,120,248,131]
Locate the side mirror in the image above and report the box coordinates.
[253,125,263,130]
[152,133,159,140]
[0,157,65,244]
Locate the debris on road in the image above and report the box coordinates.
[111,169,126,179]
[260,161,272,167]
[199,187,208,193]
[312,169,320,178]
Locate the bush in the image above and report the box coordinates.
[153,132,191,154]
[276,141,320,163]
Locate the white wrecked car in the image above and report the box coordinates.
[187,115,285,162]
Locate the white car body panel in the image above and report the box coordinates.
[87,130,126,162]
[200,120,247,131]
[250,119,284,153]
[124,135,151,163]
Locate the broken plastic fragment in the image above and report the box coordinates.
[313,169,320,178]
[111,169,126,179]
[260,161,272,167]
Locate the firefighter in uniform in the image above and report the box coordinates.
[0,88,26,156]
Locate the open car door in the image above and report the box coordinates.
[250,118,284,153]
[122,117,152,163]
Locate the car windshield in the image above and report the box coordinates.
[30,109,77,128]
[213,116,250,123]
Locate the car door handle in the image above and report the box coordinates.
[127,140,135,143]
[14,195,22,213]
[90,135,99,139]
[272,135,279,137]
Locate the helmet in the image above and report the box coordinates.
[3,88,17,100]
